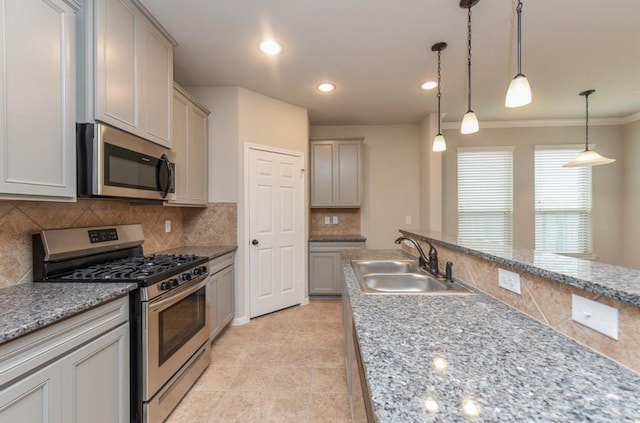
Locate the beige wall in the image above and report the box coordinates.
[442,124,624,266]
[622,120,640,268]
[309,125,420,249]
[188,87,309,323]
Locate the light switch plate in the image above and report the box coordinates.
[498,268,521,294]
[164,219,171,233]
[332,216,338,224]
[324,216,330,225]
[405,216,412,225]
[572,294,618,340]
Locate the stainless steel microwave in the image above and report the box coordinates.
[77,123,176,201]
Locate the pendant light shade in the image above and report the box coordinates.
[505,74,532,108]
[460,0,480,134]
[461,111,479,134]
[431,42,448,152]
[563,90,616,168]
[505,0,532,108]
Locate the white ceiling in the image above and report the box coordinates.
[140,0,640,125]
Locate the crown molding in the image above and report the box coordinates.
[622,112,640,124]
[441,117,630,130]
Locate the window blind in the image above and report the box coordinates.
[457,148,513,245]
[535,146,592,254]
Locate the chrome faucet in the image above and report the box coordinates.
[394,236,439,275]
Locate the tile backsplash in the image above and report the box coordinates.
[0,200,236,288]
[309,208,361,236]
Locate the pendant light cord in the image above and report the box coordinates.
[437,49,442,134]
[516,0,523,74]
[466,6,473,111]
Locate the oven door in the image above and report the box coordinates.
[143,276,209,399]
[96,123,176,201]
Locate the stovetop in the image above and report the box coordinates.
[52,254,208,286]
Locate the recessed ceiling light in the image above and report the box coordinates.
[421,81,438,90]
[317,82,336,93]
[259,39,283,56]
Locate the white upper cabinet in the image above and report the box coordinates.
[169,84,209,206]
[310,139,363,208]
[0,0,78,201]
[81,0,176,147]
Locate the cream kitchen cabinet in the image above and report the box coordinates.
[208,253,235,341]
[310,139,363,208]
[0,297,129,423]
[0,0,78,201]
[309,241,365,296]
[169,84,209,206]
[78,0,176,147]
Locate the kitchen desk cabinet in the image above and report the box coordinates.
[309,240,365,296]
[208,253,235,340]
[169,84,209,206]
[79,0,176,147]
[310,139,363,207]
[0,297,129,423]
[0,0,78,201]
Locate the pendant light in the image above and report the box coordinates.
[432,42,448,152]
[505,0,532,108]
[563,90,616,168]
[460,0,480,134]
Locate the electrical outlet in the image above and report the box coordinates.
[572,295,618,340]
[324,216,330,225]
[164,219,171,233]
[332,216,338,224]
[405,216,412,225]
[498,268,521,294]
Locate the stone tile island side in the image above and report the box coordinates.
[341,248,640,422]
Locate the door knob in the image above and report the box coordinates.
[252,239,259,245]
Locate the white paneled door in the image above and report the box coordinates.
[249,147,304,318]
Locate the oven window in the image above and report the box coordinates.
[158,286,206,365]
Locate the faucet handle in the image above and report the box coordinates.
[445,261,453,282]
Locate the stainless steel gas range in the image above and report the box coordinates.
[32,224,210,423]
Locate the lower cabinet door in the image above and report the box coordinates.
[309,251,341,295]
[217,265,234,327]
[60,324,129,423]
[208,276,221,340]
[0,363,62,423]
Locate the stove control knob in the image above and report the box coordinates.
[193,267,202,276]
[181,273,192,282]
[171,278,179,288]
[159,281,172,291]
[199,266,208,275]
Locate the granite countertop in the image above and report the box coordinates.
[157,245,237,260]
[400,229,640,307]
[309,234,366,242]
[341,248,640,422]
[0,282,137,345]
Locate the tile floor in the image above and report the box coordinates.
[166,300,354,423]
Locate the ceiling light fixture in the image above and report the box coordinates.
[505,0,532,108]
[563,90,616,168]
[460,0,480,134]
[431,42,448,152]
[421,81,438,90]
[317,82,336,93]
[259,39,283,56]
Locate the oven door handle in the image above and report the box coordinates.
[149,276,208,312]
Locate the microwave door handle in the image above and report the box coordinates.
[158,154,173,198]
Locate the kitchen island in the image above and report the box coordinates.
[341,249,640,422]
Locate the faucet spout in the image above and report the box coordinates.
[394,236,439,275]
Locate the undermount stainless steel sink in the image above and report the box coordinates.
[351,260,473,295]
[354,260,420,274]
